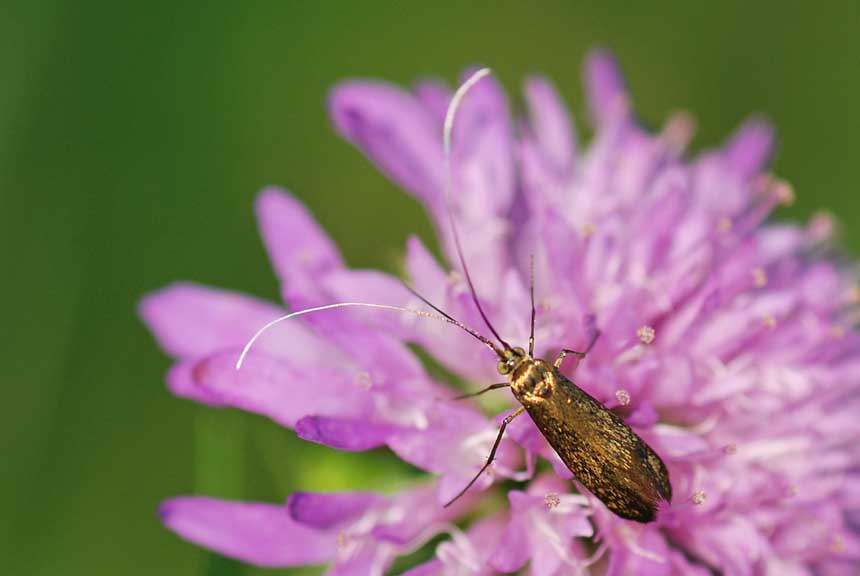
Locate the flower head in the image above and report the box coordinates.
[141,49,860,574]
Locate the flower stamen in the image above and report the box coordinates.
[637,325,656,344]
[544,492,561,510]
[356,371,373,390]
[718,216,734,233]
[752,267,768,288]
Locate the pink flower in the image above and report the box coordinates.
[141,49,860,574]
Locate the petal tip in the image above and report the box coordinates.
[254,185,298,217]
[157,497,187,528]
[584,47,628,124]
[295,415,325,444]
[726,116,775,176]
[137,282,202,349]
[327,81,376,138]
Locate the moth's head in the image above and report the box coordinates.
[497,346,528,375]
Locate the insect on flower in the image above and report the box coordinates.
[237,69,672,523]
[144,49,860,573]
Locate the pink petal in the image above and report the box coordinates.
[326,546,393,576]
[387,402,491,472]
[371,484,459,545]
[287,491,385,529]
[255,187,343,295]
[605,527,671,576]
[165,359,226,406]
[684,516,766,576]
[190,350,374,427]
[401,559,443,576]
[585,47,628,126]
[255,189,429,391]
[725,117,774,178]
[139,282,283,359]
[489,512,530,571]
[414,78,451,124]
[669,550,713,576]
[434,513,507,575]
[524,75,576,177]
[403,235,503,381]
[315,268,421,338]
[329,81,444,209]
[295,415,402,451]
[159,496,334,567]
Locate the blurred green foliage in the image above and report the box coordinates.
[2,1,858,574]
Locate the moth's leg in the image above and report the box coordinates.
[452,382,510,401]
[553,330,601,369]
[443,405,526,508]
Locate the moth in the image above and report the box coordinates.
[405,261,672,523]
[238,67,672,523]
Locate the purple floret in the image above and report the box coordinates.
[141,48,860,574]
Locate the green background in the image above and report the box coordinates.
[3,1,859,574]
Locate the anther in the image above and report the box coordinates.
[637,325,656,345]
[581,223,596,238]
[356,371,373,390]
[540,297,555,312]
[691,490,707,505]
[717,216,733,233]
[831,534,845,552]
[772,179,795,206]
[615,389,631,406]
[544,492,561,510]
[723,443,737,455]
[754,173,775,192]
[752,267,768,288]
[661,110,695,153]
[762,314,777,329]
[808,211,835,243]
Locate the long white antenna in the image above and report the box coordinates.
[441,67,511,349]
[236,302,478,370]
[238,69,506,372]
[442,68,491,159]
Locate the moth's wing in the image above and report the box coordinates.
[525,373,671,522]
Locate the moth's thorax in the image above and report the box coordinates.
[510,358,557,404]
